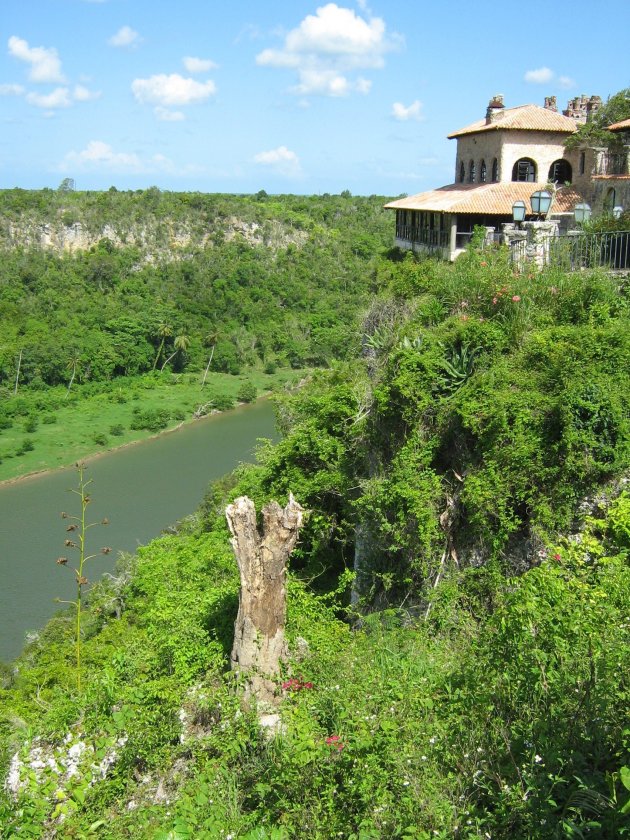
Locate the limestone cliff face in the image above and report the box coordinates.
[0,215,308,256]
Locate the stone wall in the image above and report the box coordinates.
[589,177,630,216]
[455,130,575,185]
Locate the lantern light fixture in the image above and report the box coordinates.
[530,190,552,217]
[574,202,592,224]
[512,200,527,223]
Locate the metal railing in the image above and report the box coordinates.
[596,152,628,176]
[510,230,630,270]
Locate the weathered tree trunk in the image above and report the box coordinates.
[226,494,304,706]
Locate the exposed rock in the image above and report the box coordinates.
[0,215,308,257]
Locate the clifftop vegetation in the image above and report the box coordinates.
[0,190,389,391]
[0,195,629,838]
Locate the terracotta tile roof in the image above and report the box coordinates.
[448,104,579,138]
[608,118,630,131]
[384,182,584,216]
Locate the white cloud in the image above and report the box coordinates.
[108,26,142,48]
[155,106,185,121]
[292,68,369,97]
[26,87,72,109]
[59,140,201,176]
[183,56,217,74]
[8,36,65,83]
[0,83,25,96]
[131,73,217,106]
[73,84,101,102]
[524,67,576,90]
[61,140,143,170]
[392,99,423,121]
[524,66,554,84]
[256,3,399,96]
[254,145,302,177]
[132,73,216,106]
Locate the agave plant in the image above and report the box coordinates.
[437,342,480,394]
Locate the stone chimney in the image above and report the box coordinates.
[586,95,602,121]
[544,95,558,112]
[563,94,601,124]
[486,94,505,124]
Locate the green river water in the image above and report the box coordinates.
[0,399,277,663]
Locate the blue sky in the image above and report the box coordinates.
[1,0,628,196]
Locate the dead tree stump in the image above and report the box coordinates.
[226,494,304,706]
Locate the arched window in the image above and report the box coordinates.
[468,160,476,183]
[459,161,465,183]
[491,158,499,182]
[579,151,586,175]
[512,158,537,182]
[480,160,487,182]
[604,188,616,213]
[548,159,572,183]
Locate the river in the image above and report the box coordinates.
[0,399,278,663]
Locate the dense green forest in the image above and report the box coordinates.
[0,189,389,480]
[0,193,629,838]
[0,189,389,386]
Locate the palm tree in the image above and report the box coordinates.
[152,321,173,371]
[66,355,81,397]
[201,330,218,388]
[160,333,190,371]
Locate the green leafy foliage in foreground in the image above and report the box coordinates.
[1,249,629,837]
[0,486,628,838]
[257,245,630,601]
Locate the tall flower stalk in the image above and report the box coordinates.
[56,462,110,692]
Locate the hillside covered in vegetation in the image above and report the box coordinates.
[0,189,389,480]
[0,196,629,838]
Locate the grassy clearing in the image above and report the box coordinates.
[0,367,308,484]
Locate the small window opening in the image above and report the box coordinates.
[512,158,537,182]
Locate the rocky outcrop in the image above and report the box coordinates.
[0,215,308,256]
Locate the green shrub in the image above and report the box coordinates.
[16,437,35,454]
[212,394,235,411]
[23,417,38,433]
[237,381,257,403]
[130,408,171,432]
[92,432,108,446]
[109,423,124,436]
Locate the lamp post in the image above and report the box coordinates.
[574,202,592,226]
[530,190,552,219]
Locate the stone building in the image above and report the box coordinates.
[386,94,627,260]
[588,118,630,217]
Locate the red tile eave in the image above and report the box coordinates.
[592,175,630,180]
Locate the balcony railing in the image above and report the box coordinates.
[510,230,630,270]
[596,152,628,176]
[395,224,449,250]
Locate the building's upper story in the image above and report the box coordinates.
[385,92,629,260]
[448,95,594,191]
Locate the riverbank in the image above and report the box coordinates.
[0,398,280,663]
[0,367,308,485]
